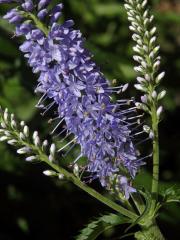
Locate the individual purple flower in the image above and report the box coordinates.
[22,0,33,12]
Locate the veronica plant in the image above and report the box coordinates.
[0,0,179,239]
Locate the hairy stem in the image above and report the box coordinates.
[135,221,165,240]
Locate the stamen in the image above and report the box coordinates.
[62,142,77,157]
[36,93,47,108]
[128,114,144,120]
[58,137,77,152]
[60,131,71,142]
[73,153,83,164]
[41,101,55,116]
[135,137,150,146]
[51,118,64,134]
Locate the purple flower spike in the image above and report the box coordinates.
[0,1,145,198]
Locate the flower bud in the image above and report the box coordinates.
[17,147,31,154]
[0,136,8,141]
[50,143,56,156]
[11,120,17,129]
[152,90,157,99]
[158,90,166,100]
[43,170,56,176]
[143,125,150,133]
[156,72,165,84]
[25,156,37,162]
[157,106,163,118]
[7,139,17,145]
[58,174,64,180]
[23,125,29,137]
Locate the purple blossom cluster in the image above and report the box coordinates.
[0,0,143,198]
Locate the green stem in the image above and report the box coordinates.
[40,153,138,220]
[135,221,165,240]
[151,103,159,212]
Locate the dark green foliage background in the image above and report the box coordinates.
[0,0,180,239]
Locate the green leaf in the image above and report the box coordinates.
[125,190,152,233]
[76,213,130,240]
[161,186,180,204]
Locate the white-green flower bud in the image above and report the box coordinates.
[48,155,54,162]
[43,170,56,176]
[150,36,156,45]
[20,121,25,127]
[26,156,37,162]
[50,143,56,156]
[141,61,147,68]
[157,106,163,118]
[42,140,48,151]
[0,136,8,141]
[128,16,135,22]
[143,45,148,52]
[143,18,149,26]
[149,51,154,59]
[34,136,40,146]
[4,131,11,137]
[11,120,17,129]
[143,10,149,18]
[33,131,38,140]
[58,174,64,180]
[122,83,129,92]
[158,90,166,100]
[136,15,141,22]
[149,16,154,22]
[156,71,165,84]
[137,26,142,33]
[73,164,79,177]
[137,77,146,83]
[7,139,17,145]
[153,60,160,70]
[124,4,132,10]
[23,125,29,137]
[142,0,147,8]
[129,25,136,32]
[153,45,160,54]
[134,84,147,92]
[143,125,150,133]
[137,4,141,11]
[150,27,157,36]
[17,147,30,154]
[149,131,154,139]
[141,95,148,104]
[152,90,157,99]
[4,109,8,123]
[137,39,143,45]
[145,31,150,38]
[132,34,140,41]
[135,102,149,112]
[145,74,151,81]
[133,46,141,53]
[1,122,6,128]
[19,132,25,140]
[134,66,144,73]
[133,55,143,63]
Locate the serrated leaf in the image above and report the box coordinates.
[76,213,130,240]
[161,186,180,204]
[125,190,152,233]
